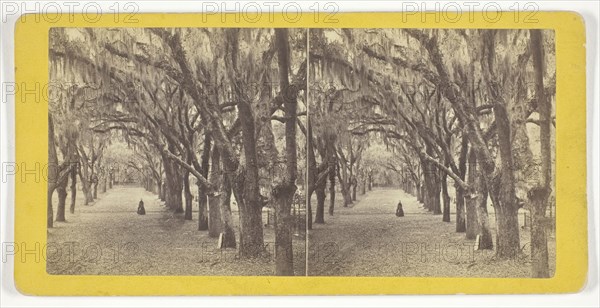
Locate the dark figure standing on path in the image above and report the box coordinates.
[395,200,404,217]
[137,199,146,215]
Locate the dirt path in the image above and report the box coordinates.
[308,189,555,277]
[47,186,305,276]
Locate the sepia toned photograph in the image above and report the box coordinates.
[46,26,556,278]
[47,27,308,276]
[306,28,556,278]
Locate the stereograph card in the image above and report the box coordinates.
[10,11,587,295]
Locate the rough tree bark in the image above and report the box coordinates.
[306,118,319,229]
[198,133,211,230]
[69,164,77,214]
[218,176,236,248]
[491,103,521,258]
[441,172,451,222]
[476,178,493,250]
[271,28,297,276]
[529,29,551,278]
[208,147,223,238]
[219,29,265,259]
[465,149,479,240]
[162,153,183,212]
[337,161,353,207]
[55,178,68,222]
[328,146,336,216]
[78,167,93,205]
[455,135,469,232]
[183,169,193,220]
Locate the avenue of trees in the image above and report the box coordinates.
[47,27,555,278]
[48,28,307,275]
[308,28,555,278]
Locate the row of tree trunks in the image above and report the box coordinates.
[412,29,521,258]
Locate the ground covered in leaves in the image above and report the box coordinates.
[47,186,306,276]
[308,188,556,277]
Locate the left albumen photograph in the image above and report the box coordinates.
[47,28,307,276]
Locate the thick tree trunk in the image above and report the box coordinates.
[47,189,55,228]
[160,182,166,201]
[337,164,352,207]
[455,134,468,232]
[465,198,479,239]
[156,179,162,198]
[314,183,326,224]
[163,154,183,213]
[208,147,223,238]
[422,157,441,214]
[465,149,479,240]
[492,104,521,259]
[218,177,236,248]
[415,183,422,203]
[272,28,297,276]
[306,117,316,230]
[441,173,451,222]
[69,165,77,214]
[494,202,520,258]
[79,169,93,205]
[198,190,209,230]
[529,29,551,278]
[78,160,94,205]
[477,182,493,250]
[455,185,466,232]
[55,178,68,222]
[432,175,441,214]
[198,133,211,231]
[92,182,98,199]
[328,160,336,216]
[306,194,313,230]
[183,171,193,220]
[272,183,296,276]
[530,189,550,277]
[234,186,264,258]
[360,179,366,195]
[208,193,223,237]
[231,89,264,258]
